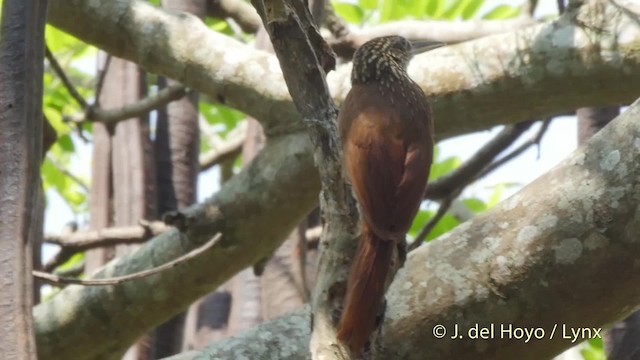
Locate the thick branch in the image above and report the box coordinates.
[47,0,640,137]
[330,17,536,59]
[35,132,319,360]
[254,0,355,358]
[36,1,640,358]
[163,97,640,360]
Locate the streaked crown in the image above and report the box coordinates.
[351,36,413,85]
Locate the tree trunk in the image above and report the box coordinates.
[0,0,48,358]
[152,1,204,357]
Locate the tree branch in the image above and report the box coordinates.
[477,118,552,178]
[199,126,246,171]
[46,0,640,138]
[252,1,355,357]
[425,121,535,200]
[66,84,187,125]
[45,45,89,109]
[162,97,640,360]
[35,131,320,360]
[46,156,89,193]
[44,221,169,250]
[206,0,262,33]
[329,16,536,59]
[35,1,640,359]
[35,234,221,286]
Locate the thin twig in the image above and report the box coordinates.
[45,46,89,109]
[408,196,455,252]
[478,118,552,179]
[94,54,112,104]
[43,221,169,272]
[425,121,535,200]
[67,85,187,125]
[43,248,76,273]
[44,221,170,249]
[47,156,89,192]
[411,119,552,252]
[199,127,246,171]
[34,233,222,286]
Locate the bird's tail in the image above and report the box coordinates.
[337,222,394,356]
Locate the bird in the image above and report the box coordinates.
[336,35,443,356]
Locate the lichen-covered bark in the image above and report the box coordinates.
[35,1,640,359]
[47,0,640,137]
[164,98,640,360]
[166,309,311,360]
[34,133,319,360]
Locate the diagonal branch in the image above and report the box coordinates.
[159,97,640,360]
[47,156,89,193]
[199,126,246,171]
[425,121,535,200]
[66,84,187,125]
[206,0,262,33]
[35,234,222,286]
[329,16,536,59]
[477,118,552,179]
[46,0,640,137]
[45,46,89,109]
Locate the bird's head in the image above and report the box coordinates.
[351,36,444,85]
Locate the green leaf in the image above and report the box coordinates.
[200,102,245,136]
[427,214,459,240]
[429,156,461,181]
[41,157,87,213]
[334,2,365,24]
[54,252,85,273]
[442,0,474,19]
[482,4,520,20]
[46,25,91,59]
[462,198,487,214]
[462,0,484,19]
[581,337,605,360]
[486,183,505,208]
[379,0,417,21]
[359,0,377,10]
[379,0,395,22]
[409,209,432,237]
[425,0,445,17]
[409,0,430,18]
[57,134,75,152]
[205,18,234,35]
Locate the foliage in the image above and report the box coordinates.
[333,0,521,24]
[38,1,606,358]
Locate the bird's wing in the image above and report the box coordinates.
[343,110,430,241]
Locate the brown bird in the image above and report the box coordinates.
[337,36,443,356]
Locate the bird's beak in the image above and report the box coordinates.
[410,40,446,56]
